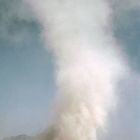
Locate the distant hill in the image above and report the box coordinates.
[2,135,34,140]
[1,129,55,140]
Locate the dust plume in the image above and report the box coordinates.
[24,0,126,139]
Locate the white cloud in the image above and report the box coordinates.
[24,0,128,140]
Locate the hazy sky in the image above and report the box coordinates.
[0,0,140,139]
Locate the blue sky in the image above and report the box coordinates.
[0,1,56,137]
[0,0,140,139]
